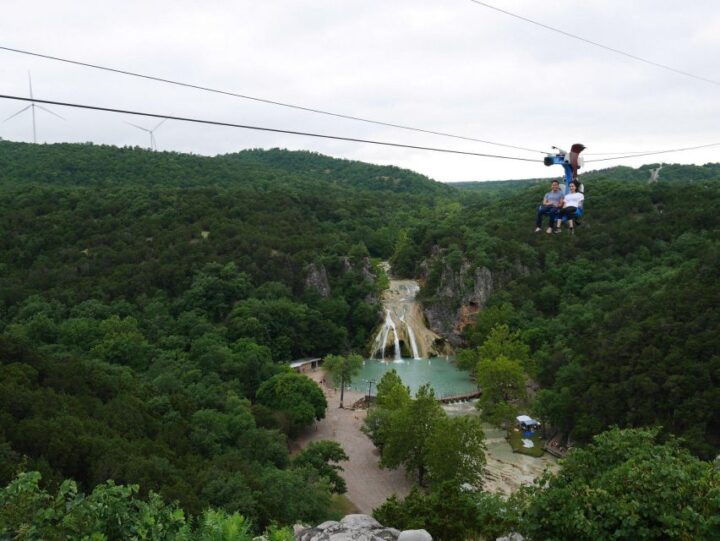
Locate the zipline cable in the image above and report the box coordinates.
[586,141,720,162]
[0,94,541,162]
[467,1,720,88]
[0,44,546,154]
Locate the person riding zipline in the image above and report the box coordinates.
[545,143,587,192]
[567,143,586,184]
[539,143,587,233]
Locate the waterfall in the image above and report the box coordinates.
[374,310,401,361]
[371,264,450,360]
[374,313,390,359]
[388,312,402,361]
[401,315,421,360]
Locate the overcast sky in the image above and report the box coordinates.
[1,0,719,182]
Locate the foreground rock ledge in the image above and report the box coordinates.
[295,514,430,541]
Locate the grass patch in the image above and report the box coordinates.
[327,494,360,519]
[507,428,546,457]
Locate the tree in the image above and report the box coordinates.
[426,415,486,487]
[516,427,720,540]
[227,339,277,399]
[373,482,513,541]
[477,325,532,375]
[476,355,526,427]
[459,324,531,375]
[292,440,349,493]
[0,471,295,540]
[256,372,326,436]
[389,231,420,277]
[322,353,363,408]
[380,384,445,485]
[179,262,251,322]
[374,369,411,410]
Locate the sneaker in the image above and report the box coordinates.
[546,227,552,234]
[534,227,541,233]
[554,228,562,234]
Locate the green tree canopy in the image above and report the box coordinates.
[476,355,527,427]
[515,427,720,540]
[426,415,486,487]
[256,372,326,436]
[380,384,445,486]
[292,440,349,494]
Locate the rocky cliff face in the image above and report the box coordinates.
[304,257,378,302]
[420,249,527,346]
[304,262,332,297]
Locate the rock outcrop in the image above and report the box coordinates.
[295,514,429,541]
[304,262,332,298]
[420,249,528,346]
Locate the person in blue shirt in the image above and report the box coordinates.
[535,180,564,233]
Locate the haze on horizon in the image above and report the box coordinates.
[1,0,719,182]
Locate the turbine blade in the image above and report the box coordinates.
[125,121,150,132]
[152,117,168,131]
[36,105,65,120]
[3,105,32,122]
[28,71,34,99]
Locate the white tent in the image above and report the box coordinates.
[516,415,537,424]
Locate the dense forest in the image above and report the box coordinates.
[0,140,457,533]
[393,165,720,459]
[1,139,718,539]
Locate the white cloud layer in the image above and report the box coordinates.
[1,0,718,181]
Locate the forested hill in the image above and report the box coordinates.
[0,140,452,195]
[450,163,720,196]
[1,141,718,536]
[0,140,464,530]
[394,163,720,459]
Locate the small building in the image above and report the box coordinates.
[516,415,540,433]
[289,357,323,373]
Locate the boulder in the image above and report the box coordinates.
[295,514,406,541]
[397,530,432,541]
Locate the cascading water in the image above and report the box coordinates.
[401,315,421,360]
[371,264,449,360]
[374,310,402,361]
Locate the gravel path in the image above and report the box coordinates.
[293,370,412,514]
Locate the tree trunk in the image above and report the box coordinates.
[339,375,345,408]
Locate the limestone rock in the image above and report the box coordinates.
[340,515,382,530]
[397,530,432,541]
[419,247,529,346]
[295,514,413,541]
[304,263,331,297]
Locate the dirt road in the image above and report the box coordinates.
[293,370,412,514]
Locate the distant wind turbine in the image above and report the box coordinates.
[126,118,167,150]
[3,71,65,143]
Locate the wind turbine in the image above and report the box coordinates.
[126,118,167,151]
[3,72,64,143]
